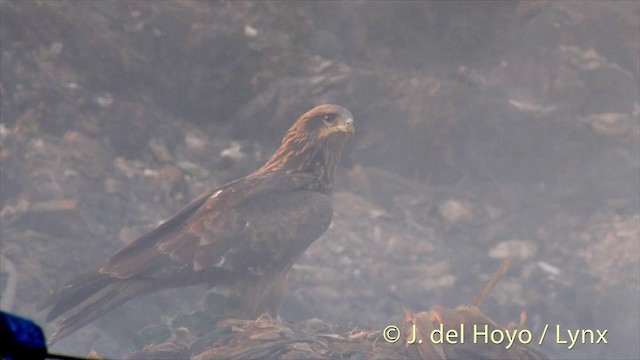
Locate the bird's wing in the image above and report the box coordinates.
[99,172,319,279]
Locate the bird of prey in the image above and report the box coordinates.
[39,104,355,343]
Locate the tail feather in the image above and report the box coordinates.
[39,268,113,322]
[48,280,152,344]
[39,268,153,344]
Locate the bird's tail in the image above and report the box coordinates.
[38,268,152,344]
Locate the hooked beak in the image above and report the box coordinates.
[340,117,355,137]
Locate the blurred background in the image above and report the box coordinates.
[1,1,638,359]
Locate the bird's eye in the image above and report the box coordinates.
[323,115,336,125]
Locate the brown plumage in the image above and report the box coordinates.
[38,104,355,343]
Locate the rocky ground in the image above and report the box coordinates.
[1,1,638,359]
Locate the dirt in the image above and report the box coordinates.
[1,1,638,359]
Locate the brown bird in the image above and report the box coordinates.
[39,104,355,343]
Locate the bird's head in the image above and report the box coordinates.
[292,104,355,146]
[257,104,355,192]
